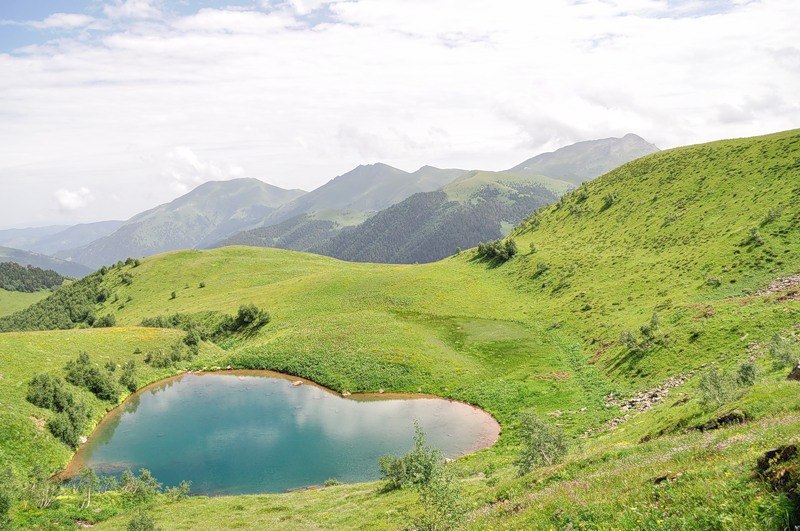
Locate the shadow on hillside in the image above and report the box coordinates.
[467,255,507,269]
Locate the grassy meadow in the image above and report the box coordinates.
[0,289,49,317]
[1,129,799,528]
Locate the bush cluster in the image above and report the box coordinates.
[379,423,440,490]
[515,412,568,475]
[620,312,667,353]
[26,374,91,447]
[699,361,757,407]
[65,352,119,402]
[476,238,518,262]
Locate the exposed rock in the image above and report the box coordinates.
[341,391,351,397]
[653,472,683,485]
[226,365,232,370]
[291,380,303,387]
[79,436,88,444]
[698,409,749,431]
[378,389,385,394]
[756,445,799,495]
[583,374,690,438]
[788,364,800,381]
[756,274,800,300]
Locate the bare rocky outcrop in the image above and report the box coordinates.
[788,364,800,381]
[756,274,800,300]
[583,374,689,436]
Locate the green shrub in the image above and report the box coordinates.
[742,227,764,246]
[515,412,568,475]
[65,352,119,402]
[231,303,271,331]
[768,333,798,368]
[379,423,440,490]
[410,465,466,531]
[620,312,667,353]
[0,489,10,524]
[26,374,72,412]
[737,361,757,387]
[324,478,341,487]
[475,238,518,262]
[120,469,162,505]
[601,192,618,211]
[127,509,158,531]
[119,360,138,393]
[699,366,737,407]
[93,314,116,328]
[164,480,191,501]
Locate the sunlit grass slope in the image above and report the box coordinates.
[0,328,225,478]
[2,129,800,529]
[0,288,48,317]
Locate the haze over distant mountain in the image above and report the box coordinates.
[0,225,68,251]
[216,134,659,263]
[210,210,373,252]
[24,220,125,256]
[509,133,658,185]
[57,179,306,268]
[0,246,92,278]
[262,164,467,225]
[314,172,572,263]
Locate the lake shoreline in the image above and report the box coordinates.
[58,368,501,488]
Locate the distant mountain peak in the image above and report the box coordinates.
[509,134,659,185]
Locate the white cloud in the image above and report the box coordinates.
[162,147,245,194]
[0,0,798,226]
[55,188,94,210]
[103,0,163,20]
[30,13,98,30]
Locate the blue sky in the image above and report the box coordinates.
[0,0,798,227]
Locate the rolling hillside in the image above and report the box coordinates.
[218,135,656,263]
[315,173,571,263]
[1,130,799,529]
[0,245,91,278]
[210,210,373,252]
[56,179,306,268]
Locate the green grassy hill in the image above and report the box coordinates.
[1,129,799,529]
[210,210,373,252]
[0,288,49,317]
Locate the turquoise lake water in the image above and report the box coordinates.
[70,372,499,495]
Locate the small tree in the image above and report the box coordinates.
[119,360,138,393]
[78,468,99,508]
[515,412,568,475]
[170,291,177,300]
[379,422,440,490]
[699,366,736,407]
[737,361,757,387]
[411,464,466,531]
[768,333,798,368]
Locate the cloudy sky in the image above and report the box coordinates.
[0,0,798,228]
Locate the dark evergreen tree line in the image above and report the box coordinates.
[0,262,66,292]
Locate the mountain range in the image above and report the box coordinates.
[0,245,92,278]
[2,133,657,271]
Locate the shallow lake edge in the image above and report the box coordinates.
[58,368,502,490]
